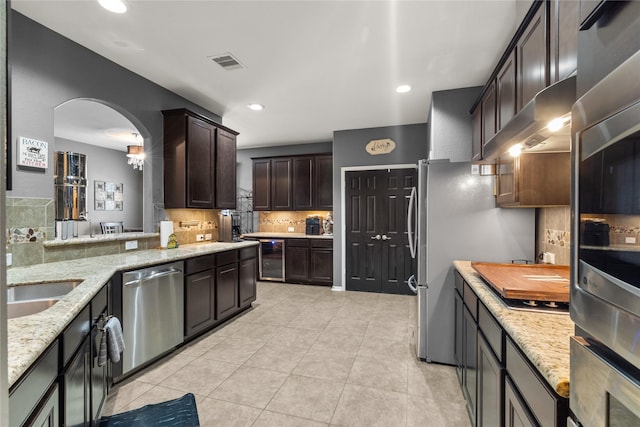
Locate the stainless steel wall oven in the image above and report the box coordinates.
[571,48,640,425]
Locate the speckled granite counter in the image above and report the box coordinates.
[241,232,334,240]
[453,260,574,398]
[7,240,258,388]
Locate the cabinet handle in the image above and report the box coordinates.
[382,235,391,241]
[370,234,381,240]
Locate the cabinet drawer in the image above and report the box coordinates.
[92,284,108,323]
[506,337,557,427]
[185,254,216,275]
[239,246,257,260]
[9,341,59,427]
[62,305,91,367]
[463,282,478,321]
[286,239,308,247]
[217,249,238,266]
[310,239,332,248]
[479,302,503,362]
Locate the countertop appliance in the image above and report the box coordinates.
[570,39,640,424]
[121,261,184,374]
[407,159,534,363]
[305,217,320,235]
[259,239,285,281]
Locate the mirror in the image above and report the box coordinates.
[54,99,144,236]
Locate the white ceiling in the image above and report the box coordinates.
[13,0,520,149]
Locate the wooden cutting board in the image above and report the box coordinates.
[471,262,570,302]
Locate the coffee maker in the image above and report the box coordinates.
[305,216,321,235]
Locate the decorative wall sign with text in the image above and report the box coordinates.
[95,181,123,211]
[17,137,49,169]
[366,138,396,155]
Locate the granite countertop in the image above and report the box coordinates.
[7,240,258,388]
[453,260,574,398]
[43,232,159,247]
[241,232,334,240]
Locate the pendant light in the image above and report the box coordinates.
[127,133,145,170]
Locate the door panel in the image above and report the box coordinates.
[345,168,416,295]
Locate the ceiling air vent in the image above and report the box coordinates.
[209,53,244,71]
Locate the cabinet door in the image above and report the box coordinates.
[64,337,90,427]
[471,106,483,161]
[253,159,272,210]
[505,376,538,427]
[216,129,237,209]
[550,0,578,83]
[272,157,293,210]
[239,257,257,308]
[478,333,504,427]
[518,5,547,110]
[315,154,333,210]
[454,290,464,385]
[497,50,517,130]
[30,383,59,427]
[463,305,478,425]
[482,81,497,145]
[185,270,216,337]
[496,157,518,206]
[216,263,239,319]
[285,242,310,283]
[187,116,216,208]
[309,245,333,285]
[293,156,314,210]
[91,325,108,423]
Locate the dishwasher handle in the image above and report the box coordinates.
[124,268,183,287]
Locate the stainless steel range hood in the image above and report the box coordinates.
[482,76,576,160]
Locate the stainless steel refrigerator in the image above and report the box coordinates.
[407,159,534,364]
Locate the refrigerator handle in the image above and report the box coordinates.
[407,186,417,259]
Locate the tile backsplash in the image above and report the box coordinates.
[163,209,219,244]
[581,213,640,247]
[536,206,571,265]
[258,211,333,233]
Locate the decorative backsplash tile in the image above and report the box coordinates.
[545,229,570,248]
[258,211,332,233]
[9,227,47,244]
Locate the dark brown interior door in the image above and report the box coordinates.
[345,168,416,295]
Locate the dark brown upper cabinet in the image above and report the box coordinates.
[497,50,517,131]
[471,105,483,161]
[517,5,547,110]
[482,81,497,149]
[253,154,333,211]
[550,0,578,83]
[163,109,238,209]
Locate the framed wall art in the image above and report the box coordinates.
[95,180,123,211]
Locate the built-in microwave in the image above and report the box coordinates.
[571,48,640,426]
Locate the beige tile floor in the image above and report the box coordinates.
[102,281,470,426]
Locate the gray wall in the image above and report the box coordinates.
[428,86,481,162]
[9,11,222,231]
[55,138,143,233]
[332,123,428,288]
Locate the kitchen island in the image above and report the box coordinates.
[454,260,574,426]
[7,240,259,388]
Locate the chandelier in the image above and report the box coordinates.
[127,133,145,170]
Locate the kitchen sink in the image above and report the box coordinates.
[7,280,83,319]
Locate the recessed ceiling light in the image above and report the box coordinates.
[396,84,412,93]
[99,0,127,14]
[248,104,264,111]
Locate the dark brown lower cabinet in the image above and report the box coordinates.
[185,269,217,337]
[505,376,537,427]
[478,333,504,427]
[454,288,464,386]
[30,383,59,427]
[239,251,257,308]
[285,238,333,285]
[216,261,239,320]
[463,305,478,424]
[64,336,91,427]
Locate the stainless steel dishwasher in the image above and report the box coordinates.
[121,261,184,374]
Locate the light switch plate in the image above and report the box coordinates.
[196,234,205,241]
[288,227,295,232]
[125,240,138,250]
[625,237,636,244]
[6,253,12,266]
[205,233,212,240]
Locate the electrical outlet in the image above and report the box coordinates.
[470,164,480,175]
[196,234,205,242]
[6,253,12,266]
[288,227,295,232]
[542,252,555,264]
[625,237,637,244]
[125,240,138,250]
[205,233,212,241]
